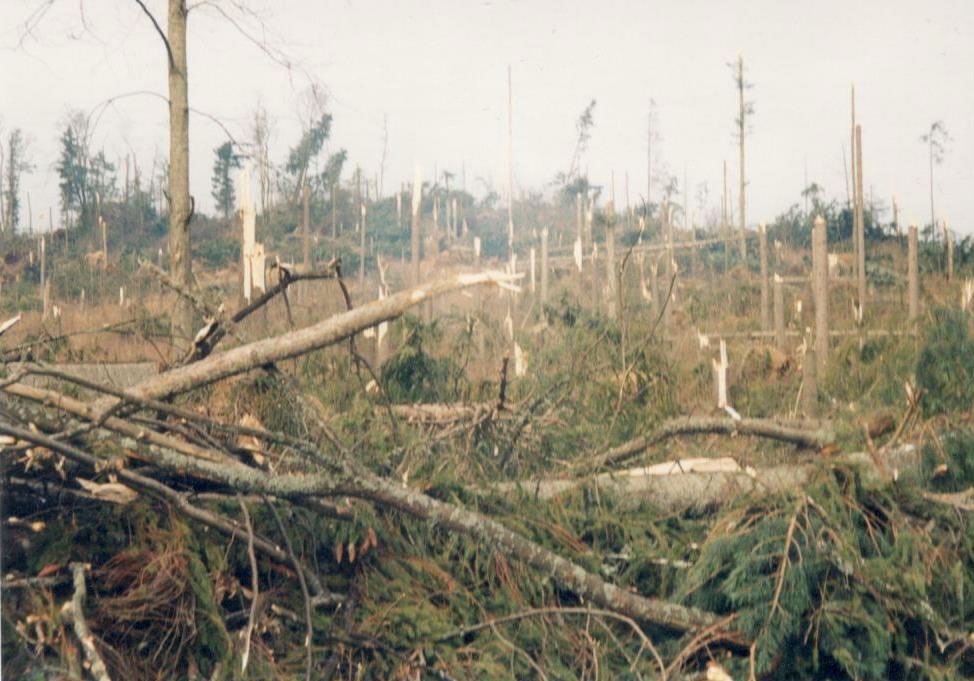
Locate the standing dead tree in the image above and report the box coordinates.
[731,55,753,262]
[921,121,950,233]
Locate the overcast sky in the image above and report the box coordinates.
[1,0,972,234]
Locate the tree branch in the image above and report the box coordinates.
[0,413,724,635]
[592,416,835,470]
[132,0,175,70]
[63,563,113,681]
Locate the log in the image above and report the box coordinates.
[501,444,920,514]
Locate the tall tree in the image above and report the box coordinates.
[730,55,754,260]
[132,0,193,344]
[56,112,117,233]
[920,121,950,231]
[56,114,91,229]
[211,141,241,219]
[166,0,193,345]
[3,129,33,233]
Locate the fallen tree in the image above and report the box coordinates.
[1,274,727,639]
[6,273,971,680]
[93,270,520,408]
[0,394,724,636]
[497,444,920,513]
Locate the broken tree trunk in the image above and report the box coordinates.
[606,220,618,319]
[908,224,919,322]
[167,0,193,347]
[411,166,422,287]
[773,273,785,351]
[855,125,866,310]
[759,224,769,332]
[802,346,819,418]
[540,227,549,309]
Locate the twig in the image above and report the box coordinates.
[441,606,666,680]
[266,500,314,681]
[923,487,974,512]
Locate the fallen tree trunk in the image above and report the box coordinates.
[93,271,518,411]
[592,416,835,469]
[140,257,341,363]
[391,401,510,424]
[499,444,921,514]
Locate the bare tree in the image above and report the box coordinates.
[128,0,193,344]
[920,121,950,231]
[730,55,754,260]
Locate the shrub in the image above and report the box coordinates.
[380,316,462,403]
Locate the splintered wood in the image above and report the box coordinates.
[239,167,265,303]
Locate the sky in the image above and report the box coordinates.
[1,0,972,234]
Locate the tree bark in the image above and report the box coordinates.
[168,0,193,348]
